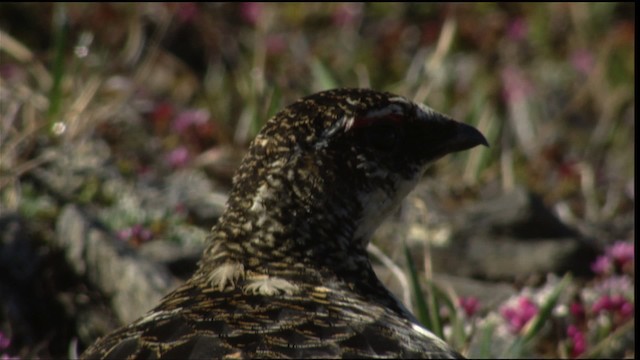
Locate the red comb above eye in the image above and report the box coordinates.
[346,113,404,131]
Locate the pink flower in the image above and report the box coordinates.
[148,102,175,135]
[239,2,263,26]
[569,301,585,321]
[506,17,528,42]
[619,301,634,320]
[567,324,587,358]
[592,294,634,322]
[172,109,210,134]
[118,224,153,244]
[570,49,595,76]
[591,241,634,275]
[501,297,538,334]
[596,275,632,294]
[591,255,613,275]
[0,331,11,350]
[500,66,535,103]
[592,294,614,314]
[606,241,634,268]
[165,146,191,168]
[459,296,480,317]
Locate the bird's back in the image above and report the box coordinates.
[82,272,461,359]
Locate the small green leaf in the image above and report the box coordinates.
[403,242,431,329]
[522,274,572,343]
[311,58,338,91]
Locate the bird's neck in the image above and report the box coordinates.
[206,195,370,278]
[194,184,414,318]
[196,156,384,284]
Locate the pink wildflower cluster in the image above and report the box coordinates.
[0,332,9,350]
[506,17,528,42]
[0,331,17,360]
[172,109,210,134]
[500,296,538,334]
[239,2,263,26]
[165,146,191,169]
[118,224,154,245]
[566,324,587,358]
[563,240,635,358]
[591,241,634,275]
[569,301,585,321]
[163,108,217,169]
[458,296,480,318]
[592,294,634,322]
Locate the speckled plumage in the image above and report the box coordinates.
[81,88,487,359]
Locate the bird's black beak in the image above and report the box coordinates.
[410,114,488,161]
[443,120,489,154]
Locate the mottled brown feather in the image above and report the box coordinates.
[81,88,487,359]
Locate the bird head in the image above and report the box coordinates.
[213,88,487,276]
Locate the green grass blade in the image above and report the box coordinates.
[523,274,572,343]
[311,58,338,91]
[403,242,442,337]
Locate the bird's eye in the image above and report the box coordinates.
[364,124,402,152]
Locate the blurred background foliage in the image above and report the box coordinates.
[0,2,635,359]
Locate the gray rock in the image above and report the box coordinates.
[138,238,206,278]
[380,183,596,281]
[56,205,178,324]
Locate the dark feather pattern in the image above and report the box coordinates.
[81,88,487,359]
